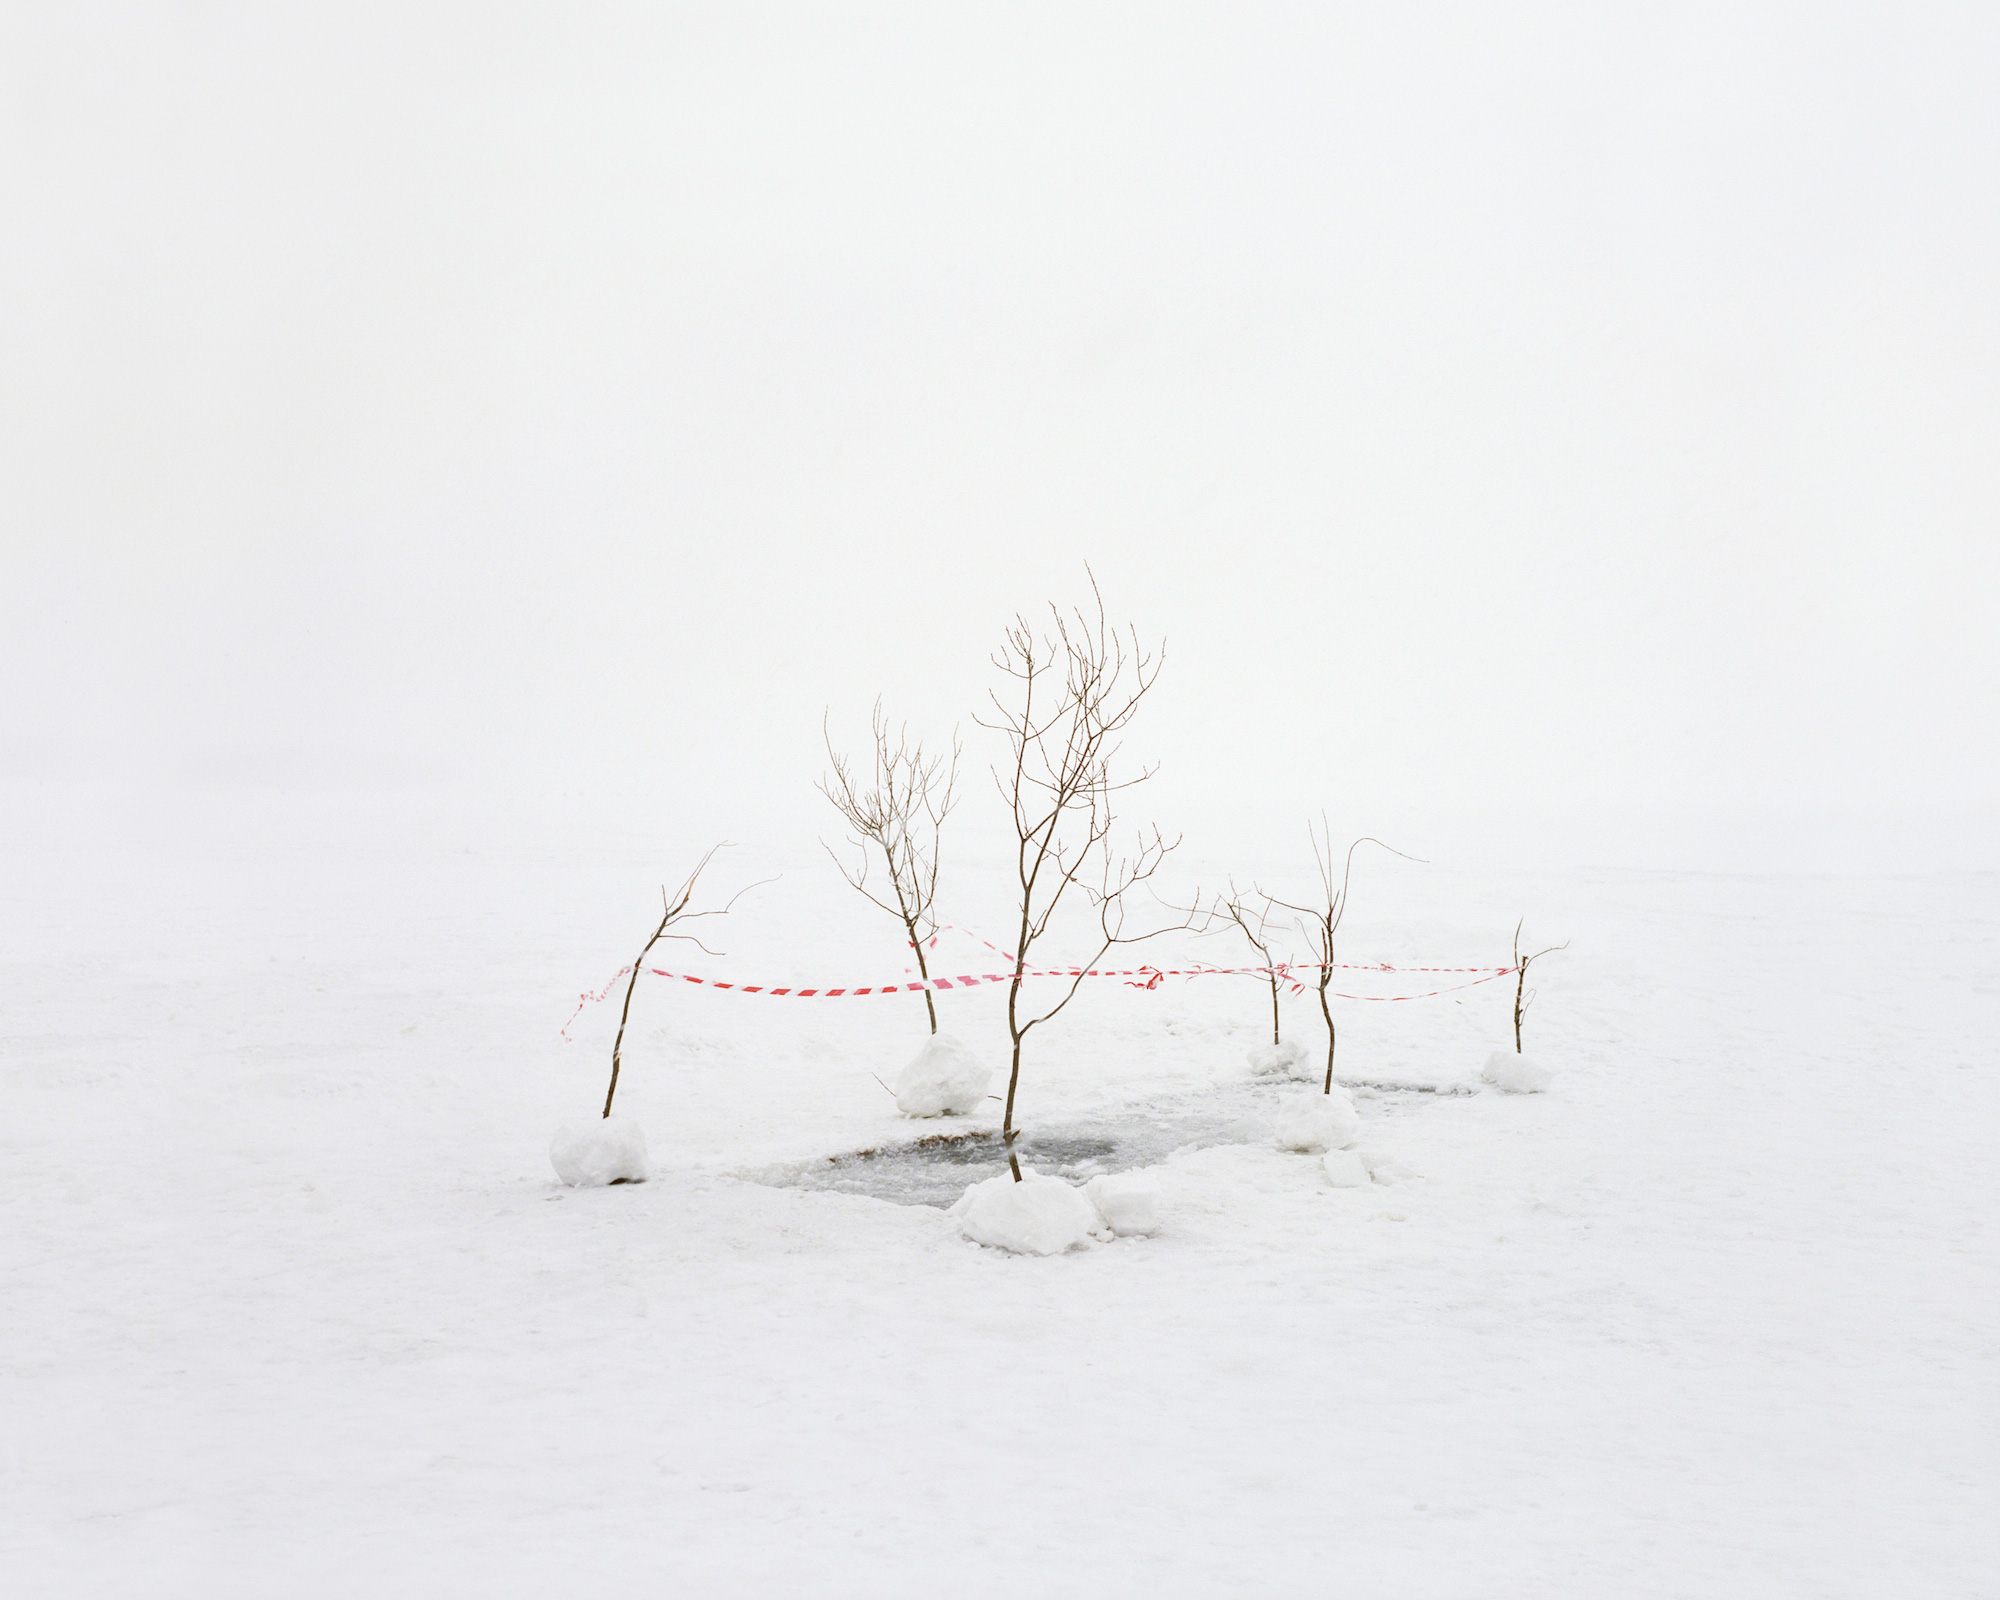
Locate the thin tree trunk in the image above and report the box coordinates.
[888,871,939,1033]
[909,925,938,1032]
[1318,980,1337,1094]
[605,898,684,1116]
[1002,906,1032,1180]
[1514,964,1526,1054]
[1506,921,1565,1054]
[596,847,741,1120]
[1002,1032,1025,1181]
[604,922,664,1119]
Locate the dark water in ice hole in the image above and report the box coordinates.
[757,1075,1469,1209]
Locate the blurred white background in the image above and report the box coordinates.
[5,2,1995,870]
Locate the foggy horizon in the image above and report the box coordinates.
[7,4,1995,865]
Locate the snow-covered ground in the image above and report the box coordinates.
[4,782,1995,1596]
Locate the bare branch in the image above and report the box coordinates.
[1267,824,1424,1093]
[1510,919,1569,1051]
[820,701,959,1032]
[602,845,753,1118]
[655,930,729,958]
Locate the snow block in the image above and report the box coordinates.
[1273,1089,1361,1153]
[894,1033,993,1117]
[549,1116,649,1186]
[1483,1050,1554,1093]
[1084,1171,1163,1236]
[1357,1148,1418,1183]
[1322,1148,1370,1187]
[954,1171,1098,1255]
[1247,1037,1316,1081]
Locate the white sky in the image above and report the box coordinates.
[5,3,1996,860]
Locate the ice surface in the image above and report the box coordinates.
[1483,1050,1554,1092]
[549,1116,649,1185]
[13,784,1995,1597]
[1247,1036,1317,1080]
[1272,1089,1361,1153]
[1084,1171,1163,1236]
[954,1170,1099,1254]
[892,1032,993,1117]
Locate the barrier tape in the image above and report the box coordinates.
[564,952,1517,1037]
[922,925,1506,975]
[651,962,1517,1003]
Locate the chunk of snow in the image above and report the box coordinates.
[1357,1148,1418,1183]
[1322,1149,1369,1187]
[1247,1037,1317,1080]
[894,1033,993,1117]
[1084,1171,1163,1236]
[1273,1089,1361,1153]
[1483,1051,1554,1093]
[549,1116,649,1186]
[954,1170,1098,1255]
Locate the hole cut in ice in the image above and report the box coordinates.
[755,1074,1465,1209]
[767,1124,1205,1209]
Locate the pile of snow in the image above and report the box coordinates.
[1247,1037,1317,1081]
[1483,1050,1554,1093]
[1273,1088,1361,1153]
[893,1033,993,1117]
[549,1116,649,1186]
[953,1170,1098,1255]
[1084,1171,1163,1236]
[1321,1148,1370,1187]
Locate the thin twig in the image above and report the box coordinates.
[1268,824,1426,1094]
[820,703,959,1033]
[603,845,749,1118]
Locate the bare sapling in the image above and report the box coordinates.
[602,846,765,1118]
[978,577,1181,1181]
[1270,822,1425,1095]
[819,702,960,1033]
[1193,882,1289,1046]
[1510,918,1568,1053]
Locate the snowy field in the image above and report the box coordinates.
[4,782,1994,1597]
[9,0,1997,1591]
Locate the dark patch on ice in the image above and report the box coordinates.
[755,1072,1472,1208]
[769,1128,1131,1208]
[869,1129,1120,1168]
[764,1084,1294,1207]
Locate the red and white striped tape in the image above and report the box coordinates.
[922,925,1506,976]
[564,952,1517,1037]
[653,962,1166,998]
[653,961,1516,1003]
